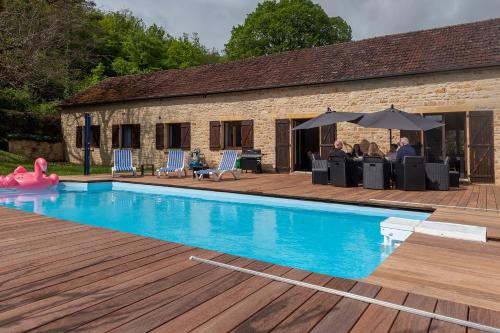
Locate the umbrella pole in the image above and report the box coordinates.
[389,129,392,148]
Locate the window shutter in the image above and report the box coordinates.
[131,124,141,149]
[241,120,254,150]
[91,125,100,148]
[76,126,83,148]
[112,125,120,148]
[180,122,191,150]
[155,123,165,150]
[209,121,221,150]
[320,124,336,159]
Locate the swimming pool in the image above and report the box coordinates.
[0,182,429,278]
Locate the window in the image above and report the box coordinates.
[121,125,133,148]
[224,121,242,149]
[168,123,182,148]
[113,124,140,149]
[75,125,100,148]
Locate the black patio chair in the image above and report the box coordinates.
[425,156,459,190]
[396,156,426,191]
[363,156,390,190]
[328,157,358,187]
[311,159,329,185]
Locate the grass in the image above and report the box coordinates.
[0,150,109,176]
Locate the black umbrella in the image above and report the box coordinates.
[353,105,444,145]
[292,108,365,130]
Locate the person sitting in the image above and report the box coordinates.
[343,143,353,157]
[396,137,417,163]
[385,143,399,161]
[351,144,364,158]
[329,139,349,159]
[367,142,385,158]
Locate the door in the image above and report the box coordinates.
[275,119,290,173]
[320,124,336,159]
[292,119,319,171]
[469,111,494,183]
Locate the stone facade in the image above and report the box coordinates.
[61,67,500,183]
[8,140,64,162]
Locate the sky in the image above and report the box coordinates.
[93,0,500,51]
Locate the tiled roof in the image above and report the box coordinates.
[61,18,500,107]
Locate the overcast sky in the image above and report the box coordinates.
[93,0,500,51]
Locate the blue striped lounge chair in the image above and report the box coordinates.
[156,150,186,178]
[194,150,240,181]
[111,149,136,177]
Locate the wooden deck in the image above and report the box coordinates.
[1,206,500,333]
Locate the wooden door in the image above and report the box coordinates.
[469,111,494,183]
[275,119,290,173]
[320,124,336,159]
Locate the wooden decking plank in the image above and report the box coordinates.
[0,234,138,275]
[151,265,294,333]
[0,237,169,293]
[428,299,467,333]
[309,281,381,333]
[349,287,408,333]
[0,242,187,312]
[0,246,204,329]
[0,237,160,285]
[389,293,437,333]
[0,224,90,247]
[231,273,332,333]
[103,259,267,333]
[468,306,500,333]
[189,269,311,333]
[19,253,240,333]
[269,278,357,333]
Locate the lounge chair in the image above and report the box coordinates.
[156,150,186,178]
[194,150,240,181]
[111,149,136,177]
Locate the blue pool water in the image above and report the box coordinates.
[0,182,429,278]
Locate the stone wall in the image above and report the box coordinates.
[8,140,64,162]
[61,67,500,183]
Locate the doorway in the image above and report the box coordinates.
[293,119,320,171]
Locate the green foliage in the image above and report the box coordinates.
[225,0,352,60]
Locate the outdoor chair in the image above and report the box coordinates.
[156,150,186,178]
[328,157,358,187]
[311,159,329,185]
[111,149,137,177]
[363,156,390,190]
[425,157,459,190]
[395,156,426,191]
[194,150,240,181]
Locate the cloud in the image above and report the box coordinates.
[93,0,500,51]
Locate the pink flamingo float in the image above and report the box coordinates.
[0,158,59,190]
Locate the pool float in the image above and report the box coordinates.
[0,158,59,189]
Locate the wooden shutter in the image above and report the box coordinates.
[155,123,165,150]
[469,111,494,183]
[131,124,141,149]
[209,121,221,150]
[91,125,100,148]
[112,125,120,148]
[76,126,83,148]
[320,124,336,159]
[180,123,191,150]
[275,119,290,173]
[241,120,254,150]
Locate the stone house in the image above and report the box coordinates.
[60,18,500,183]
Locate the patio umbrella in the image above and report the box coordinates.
[292,107,365,130]
[353,105,444,145]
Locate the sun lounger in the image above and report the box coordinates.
[156,150,186,178]
[111,149,136,177]
[194,150,240,181]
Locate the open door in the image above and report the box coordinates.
[469,111,494,183]
[275,119,290,173]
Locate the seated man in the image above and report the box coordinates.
[396,137,417,163]
[329,139,349,159]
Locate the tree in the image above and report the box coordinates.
[224,0,352,60]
